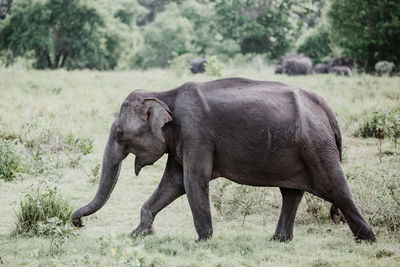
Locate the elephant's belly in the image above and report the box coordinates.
[211,152,308,188]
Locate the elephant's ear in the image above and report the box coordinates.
[144,98,173,143]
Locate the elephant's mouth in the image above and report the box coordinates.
[134,157,144,176]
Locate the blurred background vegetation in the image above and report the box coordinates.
[0,0,399,71]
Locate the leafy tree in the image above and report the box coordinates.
[297,22,333,63]
[0,0,120,69]
[328,0,400,71]
[137,3,196,68]
[213,0,320,59]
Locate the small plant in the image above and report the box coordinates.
[356,110,393,162]
[210,180,269,226]
[389,113,400,150]
[304,194,330,225]
[65,134,93,155]
[15,180,73,236]
[0,139,23,181]
[204,56,225,78]
[87,163,101,184]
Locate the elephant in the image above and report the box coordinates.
[329,57,356,70]
[375,61,396,76]
[314,63,330,74]
[190,58,207,74]
[275,55,312,75]
[329,66,352,76]
[72,78,376,243]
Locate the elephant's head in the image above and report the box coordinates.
[71,94,172,227]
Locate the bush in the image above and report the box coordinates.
[210,179,271,226]
[15,180,73,236]
[328,0,400,71]
[347,166,400,232]
[205,56,225,78]
[64,134,93,156]
[0,139,26,181]
[297,23,333,64]
[87,163,101,184]
[355,109,400,161]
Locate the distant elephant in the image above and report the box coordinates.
[375,61,396,76]
[72,78,376,243]
[329,57,356,70]
[190,58,207,74]
[275,55,312,75]
[329,66,352,76]
[314,63,330,74]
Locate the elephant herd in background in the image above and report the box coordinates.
[275,55,396,76]
[190,56,396,76]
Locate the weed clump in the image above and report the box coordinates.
[0,139,27,181]
[355,109,400,161]
[15,181,73,236]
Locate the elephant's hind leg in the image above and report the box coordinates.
[272,188,304,242]
[309,160,376,242]
[132,156,184,237]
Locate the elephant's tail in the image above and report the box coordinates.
[330,120,346,224]
[333,122,342,163]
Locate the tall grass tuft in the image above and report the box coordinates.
[15,181,73,236]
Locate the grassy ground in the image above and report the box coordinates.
[0,65,399,266]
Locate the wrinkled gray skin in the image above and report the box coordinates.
[190,58,207,74]
[275,55,312,75]
[314,63,330,74]
[72,78,376,243]
[375,61,396,76]
[329,66,352,76]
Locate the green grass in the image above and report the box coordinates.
[0,65,399,266]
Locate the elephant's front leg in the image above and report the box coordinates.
[132,156,184,236]
[183,148,214,241]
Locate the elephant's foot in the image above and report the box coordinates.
[271,233,293,242]
[131,224,154,237]
[196,234,212,242]
[354,227,376,243]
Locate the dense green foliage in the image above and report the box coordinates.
[0,0,120,69]
[328,0,400,71]
[297,22,333,63]
[0,0,398,71]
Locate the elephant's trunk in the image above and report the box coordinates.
[72,132,125,227]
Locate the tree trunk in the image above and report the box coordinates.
[60,52,68,68]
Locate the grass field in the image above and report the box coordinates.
[0,65,399,266]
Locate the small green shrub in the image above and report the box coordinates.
[355,109,400,161]
[0,139,24,181]
[168,53,193,77]
[87,163,101,184]
[210,180,269,226]
[15,181,73,236]
[65,134,93,155]
[205,56,225,78]
[304,193,331,225]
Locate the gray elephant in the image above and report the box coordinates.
[190,58,207,74]
[329,57,356,70]
[329,66,352,76]
[72,78,376,243]
[314,63,330,74]
[275,55,312,75]
[375,61,396,76]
